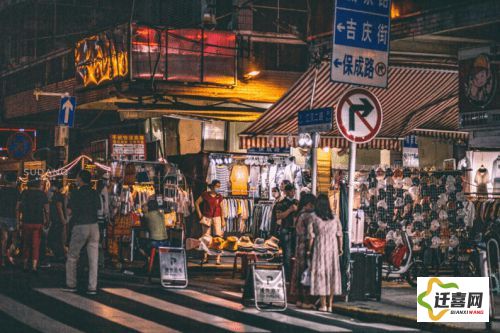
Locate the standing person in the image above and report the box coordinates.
[64,170,101,295]
[0,172,19,267]
[291,193,316,309]
[307,194,343,312]
[96,175,110,268]
[195,180,225,265]
[17,177,49,273]
[275,183,299,279]
[48,180,67,262]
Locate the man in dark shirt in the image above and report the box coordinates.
[17,177,49,272]
[0,172,18,266]
[48,180,67,261]
[64,170,101,295]
[275,183,298,279]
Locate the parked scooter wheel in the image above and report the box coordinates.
[454,261,478,277]
[406,260,427,287]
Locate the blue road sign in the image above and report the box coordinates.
[332,0,391,88]
[298,107,333,133]
[7,132,33,160]
[58,96,76,127]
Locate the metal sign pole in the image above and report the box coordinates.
[347,141,356,260]
[311,132,319,195]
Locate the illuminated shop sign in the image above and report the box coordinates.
[75,23,236,87]
[75,24,129,87]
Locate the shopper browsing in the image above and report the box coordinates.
[64,170,101,295]
[275,183,299,279]
[48,180,67,262]
[307,194,343,312]
[291,192,316,309]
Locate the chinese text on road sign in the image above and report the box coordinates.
[332,0,391,88]
[336,88,382,143]
[298,107,333,133]
[58,96,76,127]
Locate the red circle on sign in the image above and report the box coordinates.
[335,88,383,144]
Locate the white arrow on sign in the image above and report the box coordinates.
[62,99,74,124]
[337,23,346,32]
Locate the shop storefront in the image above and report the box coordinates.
[236,60,491,290]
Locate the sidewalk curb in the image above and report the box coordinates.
[332,304,488,333]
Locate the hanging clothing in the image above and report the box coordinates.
[215,165,230,196]
[260,166,269,199]
[230,164,249,196]
[351,210,365,245]
[492,157,500,192]
[275,166,286,191]
[249,166,261,198]
[475,168,490,196]
[268,164,278,198]
[206,159,217,184]
[284,162,303,197]
[463,200,476,228]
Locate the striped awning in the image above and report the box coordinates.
[411,129,469,141]
[239,135,402,151]
[240,61,461,151]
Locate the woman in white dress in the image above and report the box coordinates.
[307,194,343,312]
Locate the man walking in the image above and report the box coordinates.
[64,170,101,295]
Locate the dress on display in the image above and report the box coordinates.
[308,213,342,296]
[475,167,490,195]
[492,156,500,192]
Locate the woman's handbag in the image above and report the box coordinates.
[199,216,211,227]
[301,260,312,286]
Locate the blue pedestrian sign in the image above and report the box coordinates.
[331,0,391,88]
[298,107,333,133]
[58,96,76,127]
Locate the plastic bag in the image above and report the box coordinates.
[301,268,311,286]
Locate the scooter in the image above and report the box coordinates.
[365,230,427,287]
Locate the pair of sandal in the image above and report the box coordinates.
[318,306,333,312]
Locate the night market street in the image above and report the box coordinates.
[1,259,500,332]
[1,0,500,332]
[0,260,430,333]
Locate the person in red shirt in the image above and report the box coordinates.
[195,180,225,265]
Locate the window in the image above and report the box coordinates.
[253,42,307,71]
[202,121,227,152]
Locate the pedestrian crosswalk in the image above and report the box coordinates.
[0,294,83,333]
[0,285,422,333]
